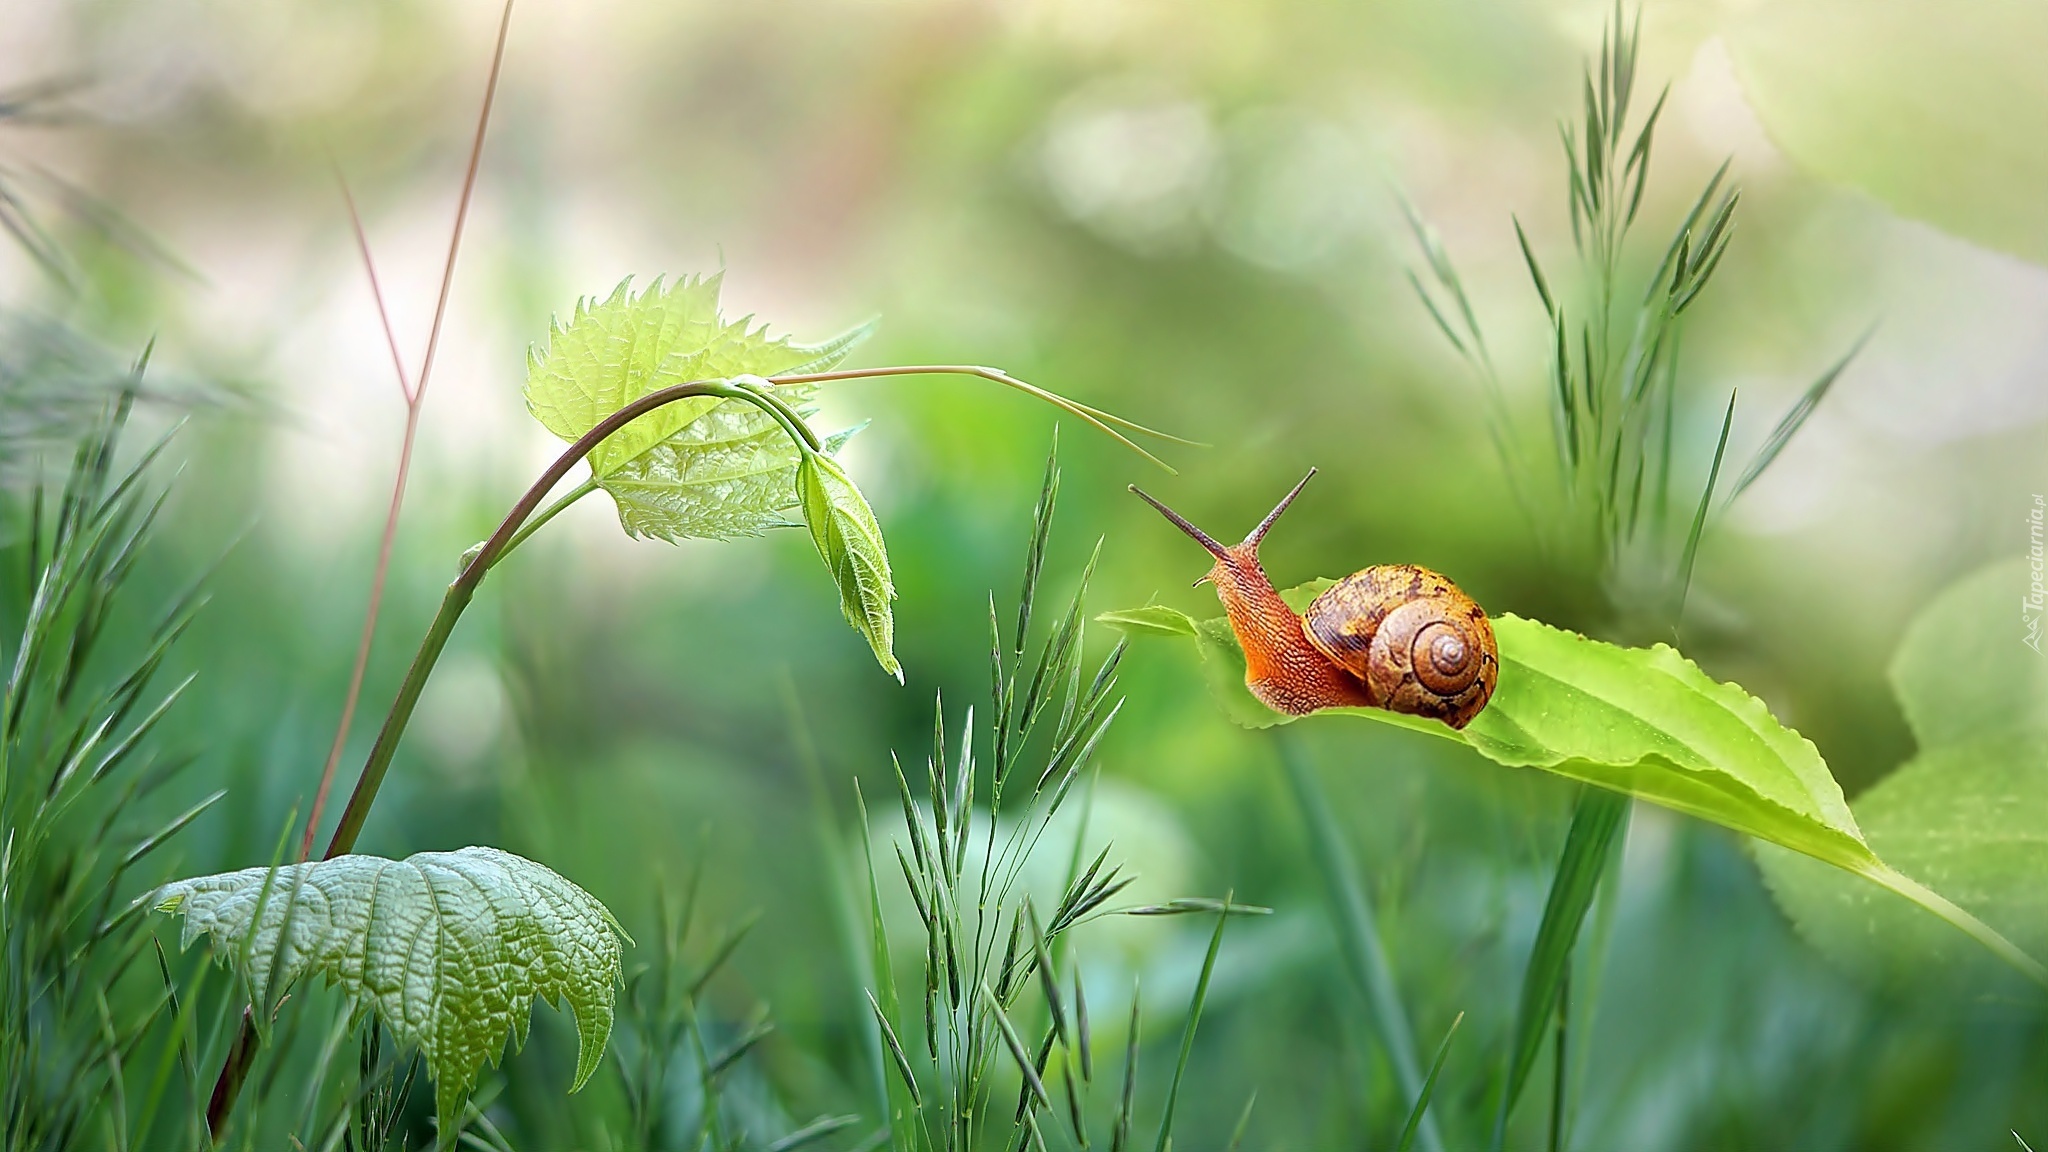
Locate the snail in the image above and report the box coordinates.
[1130,470,1498,729]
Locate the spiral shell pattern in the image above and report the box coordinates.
[1300,564,1498,729]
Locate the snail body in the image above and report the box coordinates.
[1131,470,1498,729]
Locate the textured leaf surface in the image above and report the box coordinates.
[798,453,898,680]
[156,846,626,1131]
[1760,557,2048,988]
[1727,0,2048,265]
[524,273,866,539]
[607,416,862,542]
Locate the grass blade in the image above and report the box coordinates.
[1396,1013,1465,1152]
[1513,216,1555,318]
[1674,389,1736,616]
[1226,1092,1257,1152]
[1152,897,1230,1152]
[1111,982,1140,1152]
[1725,329,1869,503]
[1491,788,1628,1150]
[1016,429,1060,654]
[983,983,1051,1112]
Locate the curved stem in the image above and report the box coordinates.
[732,375,824,455]
[768,364,1198,469]
[493,476,598,568]
[321,378,785,859]
[320,364,1182,859]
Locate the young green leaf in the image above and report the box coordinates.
[524,272,867,539]
[154,846,626,1138]
[797,452,900,681]
[606,418,862,542]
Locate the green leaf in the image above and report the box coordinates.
[1760,557,2048,989]
[1759,731,2048,990]
[1109,582,2048,984]
[1092,605,1196,638]
[1889,556,2048,749]
[797,452,899,681]
[155,846,627,1136]
[1116,589,1871,868]
[524,273,868,539]
[606,416,862,542]
[1726,0,2048,266]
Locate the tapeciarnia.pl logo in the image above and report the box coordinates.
[2027,494,2044,653]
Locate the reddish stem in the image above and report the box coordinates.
[295,0,515,864]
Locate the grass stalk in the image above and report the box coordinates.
[1274,732,1443,1152]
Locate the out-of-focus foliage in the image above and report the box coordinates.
[1728,0,2048,267]
[1764,557,2048,989]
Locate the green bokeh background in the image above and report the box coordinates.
[6,0,2047,1146]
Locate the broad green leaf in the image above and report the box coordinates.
[1727,0,2048,266]
[1760,556,2048,988]
[1889,556,2048,749]
[524,273,869,539]
[797,453,899,681]
[156,846,626,1137]
[1102,582,2047,983]
[1758,731,2048,989]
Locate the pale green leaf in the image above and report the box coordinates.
[797,453,898,680]
[604,415,862,542]
[1761,557,2048,988]
[1889,556,2048,749]
[1727,0,2048,265]
[524,271,864,484]
[1758,731,2048,990]
[155,846,626,1135]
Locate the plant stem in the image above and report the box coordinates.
[192,363,1158,1136]
[1862,863,2048,988]
[769,364,1189,470]
[493,476,598,565]
[321,377,765,859]
[299,0,514,863]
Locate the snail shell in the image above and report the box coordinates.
[1302,564,1498,729]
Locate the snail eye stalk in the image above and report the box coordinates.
[1129,485,1229,560]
